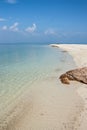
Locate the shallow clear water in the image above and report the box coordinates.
[0,44,76,129]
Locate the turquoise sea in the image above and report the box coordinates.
[0,44,78,129]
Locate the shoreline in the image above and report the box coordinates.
[50,44,87,130]
[0,44,86,130]
[6,80,84,130]
[50,44,87,67]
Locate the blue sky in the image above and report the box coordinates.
[0,0,87,43]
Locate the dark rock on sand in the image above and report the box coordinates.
[59,67,87,84]
[61,50,67,53]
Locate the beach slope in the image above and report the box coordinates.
[50,44,87,130]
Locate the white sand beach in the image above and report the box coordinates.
[50,44,87,67]
[6,80,84,130]
[50,44,87,130]
[1,44,87,130]
[0,0,86,129]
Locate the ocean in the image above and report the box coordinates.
[0,44,80,129]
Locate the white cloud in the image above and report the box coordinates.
[9,22,19,32]
[0,18,6,22]
[2,25,8,30]
[6,0,17,4]
[25,23,36,33]
[45,29,57,35]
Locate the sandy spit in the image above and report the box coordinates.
[50,44,87,67]
[50,44,87,130]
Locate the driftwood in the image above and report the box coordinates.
[59,67,87,84]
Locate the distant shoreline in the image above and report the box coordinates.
[50,43,87,67]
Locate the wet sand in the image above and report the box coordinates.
[5,80,84,130]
